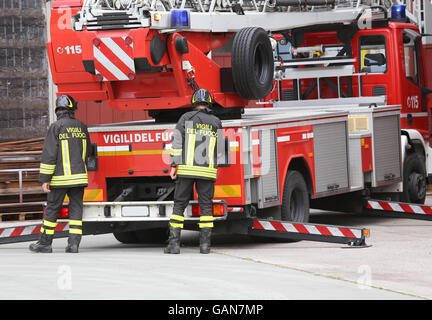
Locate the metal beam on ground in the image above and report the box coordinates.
[365,199,432,221]
[249,219,370,247]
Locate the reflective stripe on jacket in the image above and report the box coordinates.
[39,111,91,188]
[170,108,222,181]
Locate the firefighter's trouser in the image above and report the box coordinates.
[169,178,215,229]
[40,187,84,245]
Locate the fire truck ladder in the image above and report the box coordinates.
[74,0,375,32]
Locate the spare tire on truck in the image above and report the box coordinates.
[231,27,274,100]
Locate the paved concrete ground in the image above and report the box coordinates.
[201,211,432,300]
[1,198,432,300]
[0,232,417,300]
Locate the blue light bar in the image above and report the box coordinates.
[391,5,406,20]
[170,10,190,29]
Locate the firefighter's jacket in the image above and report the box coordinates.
[170,108,222,181]
[39,111,91,188]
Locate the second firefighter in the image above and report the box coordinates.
[165,88,222,254]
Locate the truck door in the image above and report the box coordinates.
[357,34,391,99]
[400,29,428,133]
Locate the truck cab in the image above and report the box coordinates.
[269,13,432,203]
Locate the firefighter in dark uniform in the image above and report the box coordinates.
[165,88,222,254]
[29,95,91,253]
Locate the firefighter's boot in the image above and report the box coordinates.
[164,226,181,254]
[29,234,53,253]
[65,234,81,253]
[199,228,212,254]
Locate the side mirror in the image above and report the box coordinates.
[364,53,386,66]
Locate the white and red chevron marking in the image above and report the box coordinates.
[252,219,362,239]
[366,200,432,216]
[94,37,135,81]
[0,222,69,239]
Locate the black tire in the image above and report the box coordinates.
[281,171,310,222]
[113,231,139,244]
[134,228,168,244]
[232,27,274,100]
[401,152,426,204]
[113,228,168,244]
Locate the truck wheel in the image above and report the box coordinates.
[113,231,139,244]
[232,27,274,100]
[134,228,168,244]
[281,171,310,223]
[401,152,426,204]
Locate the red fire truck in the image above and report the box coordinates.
[4,0,430,246]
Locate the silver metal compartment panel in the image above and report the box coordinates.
[372,115,402,186]
[257,129,280,208]
[313,121,350,196]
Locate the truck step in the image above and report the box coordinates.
[249,219,369,247]
[365,199,432,221]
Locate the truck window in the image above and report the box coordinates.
[403,33,418,84]
[359,35,387,74]
[402,30,425,87]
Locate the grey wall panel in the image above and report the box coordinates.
[0,0,49,141]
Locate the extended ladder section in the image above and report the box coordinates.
[74,0,370,31]
[73,0,432,42]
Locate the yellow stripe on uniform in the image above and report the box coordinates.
[43,220,57,228]
[199,215,214,228]
[51,173,88,181]
[61,140,71,176]
[45,229,55,235]
[69,220,82,226]
[169,148,182,156]
[40,169,55,174]
[40,163,55,168]
[208,136,216,169]
[199,222,214,228]
[199,216,214,222]
[178,165,217,174]
[50,179,88,186]
[176,169,216,179]
[186,134,196,166]
[40,163,55,174]
[169,222,184,228]
[69,228,82,234]
[171,214,185,221]
[82,139,87,162]
[82,139,88,173]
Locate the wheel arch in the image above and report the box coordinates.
[401,129,426,158]
[282,156,314,199]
